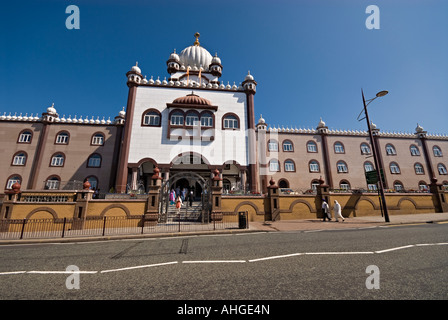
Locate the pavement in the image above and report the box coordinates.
[248,211,448,232]
[1,212,447,245]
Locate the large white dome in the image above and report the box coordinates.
[179,45,213,70]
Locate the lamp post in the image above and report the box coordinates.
[359,89,390,223]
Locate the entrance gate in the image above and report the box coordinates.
[159,172,211,223]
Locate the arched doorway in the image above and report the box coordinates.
[159,172,211,223]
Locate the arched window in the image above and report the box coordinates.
[269,159,280,172]
[50,153,65,167]
[45,176,60,190]
[438,163,448,175]
[284,160,295,172]
[185,111,200,126]
[364,161,374,173]
[339,180,350,191]
[393,181,404,191]
[222,114,239,129]
[283,140,293,152]
[334,142,345,153]
[410,145,420,156]
[12,152,27,166]
[414,163,424,175]
[278,179,289,188]
[200,112,213,127]
[386,144,397,155]
[419,181,428,191]
[85,176,98,190]
[337,161,348,173]
[87,154,102,168]
[307,141,317,153]
[170,111,184,125]
[18,130,32,143]
[143,110,161,126]
[309,160,320,172]
[55,131,69,144]
[6,175,21,190]
[390,162,400,174]
[360,143,371,155]
[91,133,105,146]
[268,140,278,152]
[311,180,320,191]
[433,146,443,157]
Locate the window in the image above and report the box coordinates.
[45,176,60,190]
[185,112,199,126]
[307,141,317,153]
[91,133,105,146]
[386,144,397,155]
[334,142,345,153]
[85,176,98,189]
[12,152,26,166]
[438,163,448,175]
[268,140,278,152]
[170,111,184,125]
[18,130,32,143]
[410,145,420,156]
[283,140,293,152]
[414,163,424,175]
[309,160,320,172]
[433,146,443,157]
[87,154,102,168]
[55,132,69,144]
[368,184,378,191]
[6,175,21,189]
[360,143,371,155]
[340,181,350,191]
[364,162,374,173]
[337,161,348,173]
[269,159,280,172]
[223,115,239,129]
[390,162,400,174]
[419,181,428,191]
[311,180,320,191]
[143,111,161,126]
[50,153,64,167]
[284,160,295,172]
[278,180,289,188]
[394,181,404,191]
[200,113,213,127]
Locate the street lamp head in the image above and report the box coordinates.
[376,90,388,97]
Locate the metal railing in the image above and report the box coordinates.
[0,212,249,240]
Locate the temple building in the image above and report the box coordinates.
[1,33,447,200]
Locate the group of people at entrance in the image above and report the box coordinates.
[321,199,345,222]
[169,186,194,214]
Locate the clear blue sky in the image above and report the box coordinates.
[1,0,447,134]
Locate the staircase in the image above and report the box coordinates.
[166,201,203,222]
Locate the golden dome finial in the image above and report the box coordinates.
[194,32,200,46]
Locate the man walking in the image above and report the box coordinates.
[322,199,331,221]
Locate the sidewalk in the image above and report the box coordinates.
[248,212,448,232]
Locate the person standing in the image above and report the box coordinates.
[175,195,183,214]
[333,200,345,222]
[322,199,331,221]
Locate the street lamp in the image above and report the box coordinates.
[358,89,390,223]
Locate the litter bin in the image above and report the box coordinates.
[238,211,247,229]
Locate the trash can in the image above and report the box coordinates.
[238,211,247,229]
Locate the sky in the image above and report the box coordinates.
[1,0,447,135]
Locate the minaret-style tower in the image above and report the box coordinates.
[243,71,259,192]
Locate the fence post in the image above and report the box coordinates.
[141,215,145,234]
[102,216,107,236]
[20,219,27,239]
[61,217,67,238]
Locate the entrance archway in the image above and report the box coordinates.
[159,172,211,223]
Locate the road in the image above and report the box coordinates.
[0,223,447,302]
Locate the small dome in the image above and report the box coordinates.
[169,49,180,61]
[119,107,126,117]
[47,103,57,115]
[173,92,212,106]
[258,114,265,124]
[131,62,141,74]
[416,123,424,133]
[317,117,325,128]
[211,53,221,65]
[245,71,254,81]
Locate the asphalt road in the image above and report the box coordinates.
[1,223,447,302]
